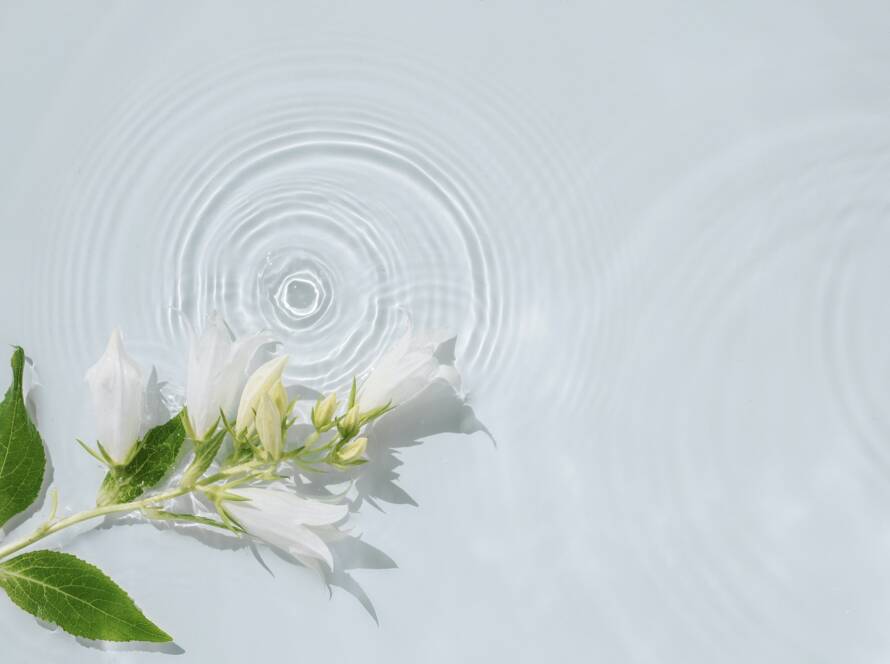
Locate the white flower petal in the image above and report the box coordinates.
[226,488,346,570]
[357,330,461,412]
[281,524,334,570]
[186,313,272,439]
[233,487,348,526]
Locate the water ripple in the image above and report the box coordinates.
[589,117,890,657]
[31,40,610,408]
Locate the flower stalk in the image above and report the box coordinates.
[0,457,273,562]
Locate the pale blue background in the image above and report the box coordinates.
[2,1,890,662]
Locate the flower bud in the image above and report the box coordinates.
[337,436,367,463]
[312,393,338,430]
[336,405,361,439]
[255,393,282,458]
[236,356,288,433]
[270,380,289,416]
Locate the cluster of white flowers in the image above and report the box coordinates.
[83,317,462,571]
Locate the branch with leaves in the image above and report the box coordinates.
[0,317,464,647]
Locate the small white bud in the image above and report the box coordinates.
[337,436,367,463]
[337,405,361,439]
[312,393,338,430]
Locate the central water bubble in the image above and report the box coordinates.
[275,271,324,319]
[258,249,337,334]
[278,275,320,316]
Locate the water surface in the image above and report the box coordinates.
[2,1,890,662]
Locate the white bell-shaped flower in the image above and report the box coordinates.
[225,487,348,569]
[185,313,272,440]
[84,328,146,465]
[357,330,461,412]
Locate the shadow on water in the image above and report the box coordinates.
[290,362,489,618]
[74,636,186,655]
[144,367,175,430]
[31,602,185,655]
[95,509,399,624]
[352,379,490,513]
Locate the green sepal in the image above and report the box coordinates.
[361,401,394,424]
[0,550,171,643]
[179,407,197,441]
[76,439,111,468]
[0,347,46,528]
[142,508,242,534]
[182,427,227,486]
[347,377,357,409]
[97,414,186,506]
[95,441,117,467]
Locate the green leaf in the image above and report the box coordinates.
[0,550,171,642]
[0,347,46,528]
[97,414,185,506]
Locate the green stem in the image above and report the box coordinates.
[0,422,348,563]
[0,485,191,562]
[0,459,268,562]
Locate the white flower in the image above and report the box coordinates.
[357,330,461,412]
[235,355,289,434]
[185,313,272,440]
[225,487,348,569]
[84,328,146,465]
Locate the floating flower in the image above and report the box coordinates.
[84,329,146,465]
[185,313,271,440]
[224,487,348,569]
[357,331,460,412]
